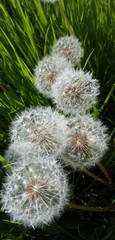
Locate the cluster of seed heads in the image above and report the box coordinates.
[1,36,109,228]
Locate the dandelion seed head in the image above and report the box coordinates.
[9,106,69,157]
[34,54,72,98]
[61,115,109,170]
[1,160,69,228]
[51,36,83,66]
[51,68,100,115]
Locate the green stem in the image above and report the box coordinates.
[58,0,74,36]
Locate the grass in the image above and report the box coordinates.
[0,0,115,239]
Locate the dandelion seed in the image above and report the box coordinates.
[51,68,100,115]
[51,36,83,66]
[70,132,90,157]
[1,160,69,228]
[34,54,72,98]
[61,115,109,170]
[9,106,68,157]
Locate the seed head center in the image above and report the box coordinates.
[30,126,48,144]
[65,85,82,101]
[30,126,56,152]
[46,69,58,82]
[62,47,70,60]
[70,132,89,155]
[26,178,48,202]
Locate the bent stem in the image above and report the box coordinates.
[98,162,112,184]
[69,202,115,212]
[58,0,74,36]
[80,168,108,185]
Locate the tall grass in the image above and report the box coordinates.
[0,0,115,239]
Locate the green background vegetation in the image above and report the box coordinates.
[0,0,115,239]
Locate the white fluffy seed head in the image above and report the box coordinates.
[61,114,109,170]
[51,36,83,66]
[1,160,69,228]
[34,54,72,98]
[51,68,100,115]
[9,106,69,157]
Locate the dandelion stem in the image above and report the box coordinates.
[0,83,7,92]
[69,202,115,212]
[98,162,112,184]
[80,168,109,185]
[58,0,74,36]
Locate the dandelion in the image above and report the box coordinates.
[51,36,83,66]
[34,54,72,98]
[1,159,69,228]
[51,68,100,115]
[61,114,109,170]
[9,106,68,157]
